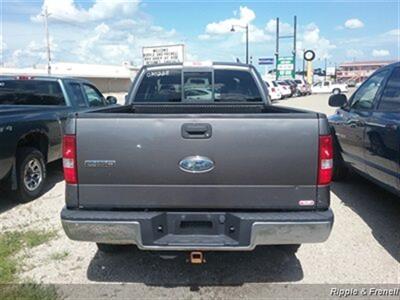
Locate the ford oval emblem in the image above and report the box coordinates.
[179,156,215,173]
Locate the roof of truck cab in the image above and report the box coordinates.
[143,61,252,70]
[0,75,91,83]
[375,61,400,71]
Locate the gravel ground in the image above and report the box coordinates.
[0,92,399,297]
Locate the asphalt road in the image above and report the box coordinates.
[0,92,399,298]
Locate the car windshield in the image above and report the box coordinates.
[0,79,65,106]
[134,68,262,102]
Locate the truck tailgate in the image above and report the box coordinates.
[76,115,319,210]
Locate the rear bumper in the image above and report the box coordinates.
[61,208,333,251]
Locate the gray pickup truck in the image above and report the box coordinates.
[61,62,334,255]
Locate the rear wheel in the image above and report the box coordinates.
[332,88,341,95]
[15,147,46,203]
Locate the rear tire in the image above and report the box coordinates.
[96,243,133,253]
[15,147,46,203]
[332,88,341,95]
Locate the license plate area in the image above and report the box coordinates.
[140,212,251,247]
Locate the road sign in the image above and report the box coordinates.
[258,57,274,65]
[304,50,315,61]
[142,44,184,65]
[277,56,295,79]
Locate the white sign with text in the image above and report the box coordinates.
[142,44,185,65]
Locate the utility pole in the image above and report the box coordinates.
[324,57,327,81]
[293,16,297,76]
[42,7,51,75]
[275,16,297,80]
[275,17,279,80]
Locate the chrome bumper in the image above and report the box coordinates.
[61,208,333,251]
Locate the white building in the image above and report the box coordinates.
[0,62,140,94]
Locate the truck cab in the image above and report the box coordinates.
[329,62,400,195]
[312,81,348,94]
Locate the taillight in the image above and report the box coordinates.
[318,135,333,185]
[63,135,77,184]
[271,88,276,92]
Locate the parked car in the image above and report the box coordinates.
[264,80,282,101]
[346,80,357,88]
[275,80,292,98]
[328,62,400,195]
[284,80,298,97]
[61,62,334,256]
[295,79,311,95]
[312,81,348,94]
[0,76,117,202]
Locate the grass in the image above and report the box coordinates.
[50,251,69,261]
[0,230,58,299]
[0,230,56,283]
[0,283,57,300]
[23,231,57,248]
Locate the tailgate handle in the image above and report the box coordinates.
[182,123,212,139]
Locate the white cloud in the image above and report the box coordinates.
[198,34,222,41]
[0,34,6,51]
[205,6,255,35]
[344,18,364,29]
[372,49,390,57]
[8,39,58,67]
[299,23,336,59]
[7,0,180,66]
[202,6,271,44]
[32,0,140,23]
[69,19,181,65]
[265,19,292,35]
[346,49,364,58]
[247,25,272,42]
[384,28,400,36]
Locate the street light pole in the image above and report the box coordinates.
[302,49,306,80]
[231,24,249,64]
[246,25,249,64]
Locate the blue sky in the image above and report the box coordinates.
[1,0,399,70]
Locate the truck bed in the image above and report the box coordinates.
[79,103,317,115]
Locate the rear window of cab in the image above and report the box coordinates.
[134,69,262,103]
[0,80,65,106]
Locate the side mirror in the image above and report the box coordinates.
[106,96,118,105]
[329,94,347,107]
